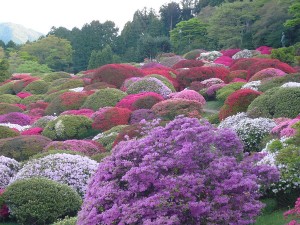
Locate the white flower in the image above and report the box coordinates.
[241,81,261,91]
[281,82,300,88]
[0,123,31,131]
[69,87,84,92]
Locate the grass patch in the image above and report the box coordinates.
[254,209,288,225]
[204,100,223,111]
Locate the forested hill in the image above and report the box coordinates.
[0,22,42,44]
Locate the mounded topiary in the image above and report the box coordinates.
[169,89,206,106]
[77,116,278,225]
[83,82,116,91]
[42,115,94,141]
[0,94,20,104]
[249,68,286,82]
[20,95,45,105]
[183,49,206,59]
[247,87,300,118]
[3,178,82,225]
[151,99,203,120]
[45,92,88,115]
[216,82,246,102]
[12,77,39,94]
[0,112,31,126]
[144,74,176,92]
[0,126,19,139]
[47,79,84,93]
[43,90,70,103]
[0,135,51,161]
[91,64,144,88]
[258,73,300,92]
[23,80,49,94]
[223,70,248,83]
[32,115,57,128]
[219,89,262,120]
[0,81,15,95]
[0,103,23,115]
[172,59,205,69]
[42,71,72,82]
[81,88,127,111]
[92,107,132,132]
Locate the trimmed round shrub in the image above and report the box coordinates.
[183,49,206,59]
[28,100,49,111]
[177,67,230,89]
[198,50,222,61]
[219,113,276,152]
[0,126,19,139]
[126,77,172,98]
[116,92,164,111]
[258,73,300,92]
[169,89,206,106]
[159,55,184,67]
[0,135,51,161]
[130,109,157,124]
[221,49,240,57]
[43,90,70,103]
[271,117,300,138]
[42,71,72,82]
[249,68,286,82]
[216,82,245,102]
[205,83,226,100]
[0,112,31,126]
[214,56,234,67]
[77,116,279,225]
[32,115,57,128]
[83,82,116,91]
[12,77,39,94]
[0,156,20,189]
[172,59,204,69]
[141,62,169,69]
[47,79,84,93]
[11,154,98,196]
[21,127,43,135]
[45,92,88,115]
[0,81,15,95]
[0,103,23,115]
[61,108,94,118]
[44,140,105,156]
[230,58,260,71]
[219,89,262,120]
[224,70,248,83]
[151,99,203,120]
[23,80,49,94]
[16,92,32,99]
[256,46,273,55]
[20,94,45,105]
[3,178,81,225]
[247,87,300,118]
[0,94,20,104]
[92,107,131,132]
[81,88,127,111]
[42,115,94,141]
[120,77,142,91]
[144,73,177,92]
[91,64,144,88]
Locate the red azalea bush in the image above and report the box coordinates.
[12,77,39,94]
[169,89,206,106]
[214,56,234,67]
[224,70,249,83]
[91,64,144,88]
[116,92,164,111]
[219,89,262,120]
[13,103,27,111]
[221,49,241,57]
[28,108,45,119]
[0,112,31,126]
[92,107,132,131]
[129,109,157,124]
[16,92,32,99]
[61,109,95,118]
[28,101,49,110]
[83,82,116,91]
[230,58,261,71]
[249,68,287,82]
[21,127,43,135]
[142,68,179,90]
[177,67,230,89]
[151,99,203,120]
[256,46,273,55]
[44,140,105,156]
[171,60,204,69]
[45,92,88,115]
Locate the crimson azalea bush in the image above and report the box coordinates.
[214,56,234,67]
[28,100,49,111]
[171,59,204,69]
[92,107,131,132]
[77,116,279,225]
[219,89,262,120]
[44,140,105,156]
[16,92,32,99]
[220,49,240,57]
[91,64,144,88]
[116,92,164,111]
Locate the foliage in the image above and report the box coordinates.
[0,81,15,95]
[12,76,39,94]
[271,43,300,65]
[0,94,20,104]
[247,87,300,118]
[15,60,52,73]
[0,59,10,82]
[0,126,19,139]
[0,112,31,126]
[42,115,94,140]
[159,2,181,35]
[284,2,300,28]
[0,103,23,115]
[258,73,300,92]
[3,178,82,225]
[216,82,245,102]
[42,71,72,83]
[81,88,127,111]
[47,79,84,93]
[77,116,279,225]
[0,135,51,161]
[23,80,49,94]
[88,45,116,69]
[143,68,178,91]
[52,216,77,225]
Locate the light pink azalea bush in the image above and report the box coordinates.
[169,89,206,106]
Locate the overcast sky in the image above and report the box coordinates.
[0,0,178,34]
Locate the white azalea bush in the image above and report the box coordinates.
[219,113,276,151]
[10,153,98,196]
[0,156,20,189]
[281,82,300,88]
[197,51,222,62]
[241,80,261,91]
[232,49,259,59]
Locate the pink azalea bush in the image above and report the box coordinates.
[214,56,234,67]
[16,92,32,99]
[256,46,273,55]
[0,112,31,126]
[284,197,300,225]
[220,49,241,57]
[206,83,226,98]
[77,116,279,225]
[169,89,206,106]
[21,127,43,135]
[272,117,300,138]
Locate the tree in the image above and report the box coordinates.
[0,47,5,59]
[0,59,9,82]
[159,2,181,35]
[284,1,300,28]
[180,0,195,21]
[87,45,114,69]
[170,18,212,54]
[20,35,73,71]
[15,61,52,73]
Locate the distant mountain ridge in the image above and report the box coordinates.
[0,22,43,44]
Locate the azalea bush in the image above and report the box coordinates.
[77,116,279,225]
[224,70,248,83]
[0,156,20,189]
[0,112,31,126]
[172,59,204,69]
[129,109,157,124]
[11,153,98,196]
[216,82,245,102]
[249,68,286,82]
[144,74,176,92]
[0,94,21,104]
[32,115,57,128]
[23,80,49,94]
[47,79,84,93]
[60,108,94,118]
[0,125,19,139]
[258,73,300,92]
[169,89,206,106]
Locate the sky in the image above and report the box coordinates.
[0,0,178,34]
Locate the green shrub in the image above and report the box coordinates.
[0,81,15,94]
[52,216,77,225]
[261,198,278,214]
[90,152,111,162]
[0,135,51,161]
[0,126,20,139]
[271,43,300,65]
[44,90,70,103]
[206,113,220,125]
[183,49,205,59]
[216,82,245,102]
[23,80,49,94]
[47,79,84,93]
[3,178,81,225]
[0,103,23,115]
[144,74,176,92]
[20,95,45,105]
[42,72,72,83]
[42,115,94,140]
[247,87,300,118]
[0,94,20,104]
[258,73,300,92]
[81,88,127,111]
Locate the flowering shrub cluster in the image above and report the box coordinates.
[214,56,233,66]
[78,116,279,225]
[0,112,31,126]
[272,117,300,138]
[220,49,240,57]
[11,153,98,196]
[241,80,261,91]
[61,108,94,118]
[120,77,142,91]
[197,50,222,61]
[21,127,43,135]
[183,49,206,59]
[23,80,49,94]
[232,49,259,59]
[84,81,116,91]
[216,82,245,102]
[169,89,206,106]
[32,115,57,128]
[142,68,179,90]
[0,94,21,104]
[256,46,273,55]
[284,197,300,225]
[0,103,23,114]
[249,68,286,82]
[206,83,226,99]
[219,113,276,151]
[0,156,20,189]
[12,76,39,93]
[224,70,248,83]
[171,59,204,69]
[129,109,157,124]
[16,92,32,99]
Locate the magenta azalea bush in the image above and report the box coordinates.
[78,116,279,225]
[0,112,31,126]
[169,89,206,106]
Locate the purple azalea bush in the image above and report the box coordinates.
[78,116,279,225]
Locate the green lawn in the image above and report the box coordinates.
[254,209,289,225]
[204,100,223,111]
